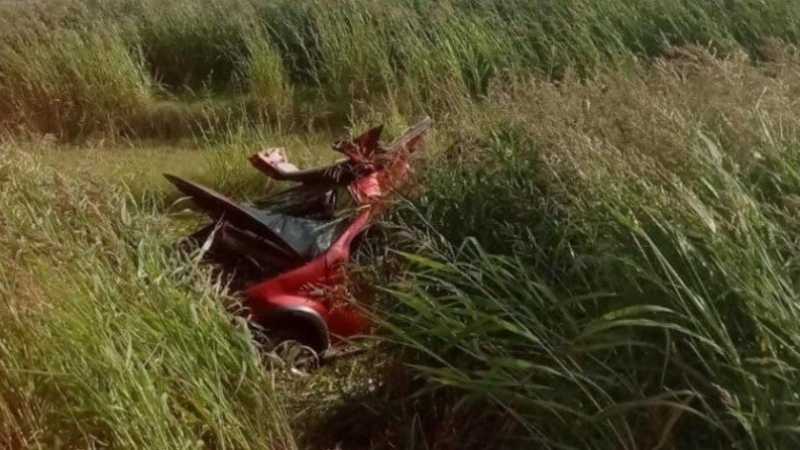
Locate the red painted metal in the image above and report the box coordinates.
[167,117,432,352]
[244,208,374,341]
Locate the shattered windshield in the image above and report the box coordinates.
[251,182,358,222]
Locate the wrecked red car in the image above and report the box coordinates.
[164,117,432,355]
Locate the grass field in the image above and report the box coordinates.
[1,0,799,449]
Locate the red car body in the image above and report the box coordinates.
[165,117,431,352]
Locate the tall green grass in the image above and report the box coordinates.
[135,0,255,91]
[376,48,800,449]
[0,144,297,448]
[0,24,151,138]
[1,48,797,450]
[1,1,799,448]
[1,0,798,138]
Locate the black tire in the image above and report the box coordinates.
[250,321,321,368]
[249,314,329,354]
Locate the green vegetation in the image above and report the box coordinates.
[1,0,798,138]
[1,0,798,449]
[386,75,800,449]
[1,142,296,448]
